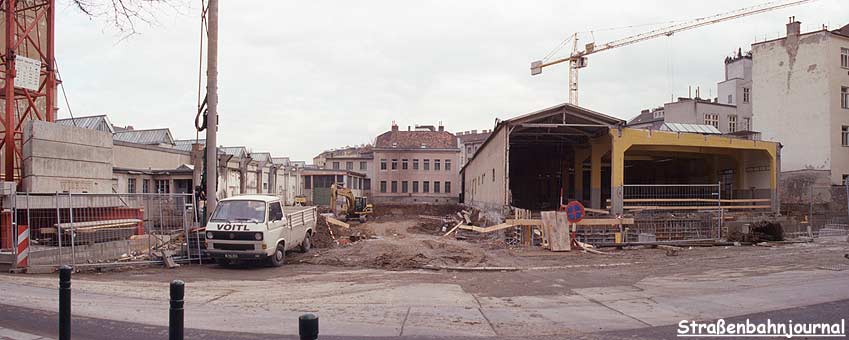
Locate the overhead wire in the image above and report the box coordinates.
[195,0,208,140]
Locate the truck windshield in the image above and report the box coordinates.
[210,200,266,223]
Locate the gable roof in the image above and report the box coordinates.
[174,139,203,152]
[251,152,272,163]
[220,146,248,158]
[55,115,115,133]
[375,130,458,149]
[457,131,491,144]
[113,128,175,146]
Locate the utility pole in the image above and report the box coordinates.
[205,0,218,220]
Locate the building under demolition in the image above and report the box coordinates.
[461,103,780,232]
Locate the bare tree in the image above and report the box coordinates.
[69,0,177,37]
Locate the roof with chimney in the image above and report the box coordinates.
[374,124,458,150]
[457,130,491,144]
[834,23,849,38]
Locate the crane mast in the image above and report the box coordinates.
[531,0,815,105]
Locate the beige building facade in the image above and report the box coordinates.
[372,123,460,204]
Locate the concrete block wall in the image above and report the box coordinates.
[22,121,113,193]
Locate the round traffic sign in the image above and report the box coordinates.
[565,201,585,223]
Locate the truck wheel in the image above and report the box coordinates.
[268,243,286,267]
[299,232,312,253]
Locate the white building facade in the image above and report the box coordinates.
[752,20,849,185]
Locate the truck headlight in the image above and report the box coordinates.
[254,233,263,241]
[206,232,214,239]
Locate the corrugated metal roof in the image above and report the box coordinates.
[174,139,203,152]
[220,146,248,158]
[55,115,115,133]
[659,123,722,135]
[251,152,272,163]
[113,128,175,145]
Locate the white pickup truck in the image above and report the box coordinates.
[205,195,316,266]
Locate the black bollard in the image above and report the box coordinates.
[169,280,185,340]
[299,313,319,340]
[59,265,72,340]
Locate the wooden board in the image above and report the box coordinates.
[623,205,771,211]
[576,218,634,226]
[505,218,543,226]
[325,216,350,229]
[541,211,570,252]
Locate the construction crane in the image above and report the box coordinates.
[530,0,815,104]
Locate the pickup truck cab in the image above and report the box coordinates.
[205,195,316,266]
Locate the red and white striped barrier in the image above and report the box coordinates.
[15,224,29,269]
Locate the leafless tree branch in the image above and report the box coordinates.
[68,0,177,38]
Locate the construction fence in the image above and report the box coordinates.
[782,184,849,239]
[1,192,204,269]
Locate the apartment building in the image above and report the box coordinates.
[371,122,460,204]
[753,20,849,185]
[457,129,491,166]
[628,50,754,135]
[312,145,373,191]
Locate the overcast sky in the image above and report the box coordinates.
[57,0,846,161]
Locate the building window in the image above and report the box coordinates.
[424,159,430,171]
[728,115,737,133]
[391,181,398,193]
[380,159,387,170]
[743,88,750,103]
[413,159,419,170]
[127,178,136,193]
[402,159,408,170]
[704,114,719,129]
[434,160,441,171]
[445,160,451,171]
[380,181,387,193]
[434,181,440,193]
[142,179,150,193]
[364,179,371,190]
[304,176,312,189]
[842,126,849,147]
[346,161,353,170]
[402,181,408,193]
[391,159,398,170]
[842,87,849,109]
[423,181,430,193]
[412,181,419,193]
[359,161,367,170]
[727,95,732,104]
[332,161,340,170]
[155,179,170,194]
[743,117,751,131]
[842,48,849,69]
[492,168,496,181]
[445,181,451,193]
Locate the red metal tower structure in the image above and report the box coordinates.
[1,0,56,185]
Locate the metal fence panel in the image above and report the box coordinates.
[13,192,200,268]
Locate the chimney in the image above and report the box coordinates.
[786,17,800,39]
[391,120,398,132]
[438,125,444,132]
[408,126,411,131]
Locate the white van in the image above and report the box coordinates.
[205,195,316,266]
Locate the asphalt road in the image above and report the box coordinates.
[2,299,846,340]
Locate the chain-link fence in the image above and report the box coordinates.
[8,192,203,268]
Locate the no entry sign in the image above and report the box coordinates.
[565,201,585,223]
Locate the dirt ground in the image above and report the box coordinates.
[47,205,849,299]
